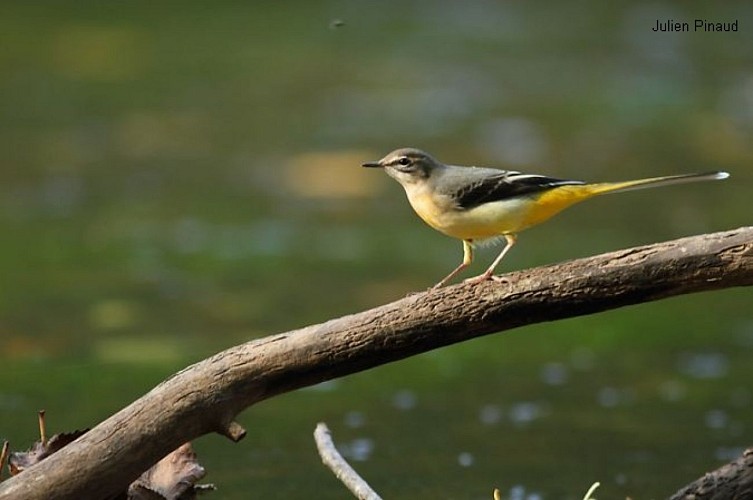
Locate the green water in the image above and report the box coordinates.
[1,2,752,498]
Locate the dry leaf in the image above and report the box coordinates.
[8,430,87,475]
[128,442,214,500]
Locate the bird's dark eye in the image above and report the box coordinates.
[397,157,411,166]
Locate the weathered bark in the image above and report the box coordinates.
[1,226,752,500]
[669,448,753,500]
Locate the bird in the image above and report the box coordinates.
[362,147,729,289]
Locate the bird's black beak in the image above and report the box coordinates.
[361,161,382,168]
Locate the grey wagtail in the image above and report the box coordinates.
[363,147,729,288]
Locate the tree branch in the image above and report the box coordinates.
[1,226,752,500]
[314,423,382,500]
[669,448,753,499]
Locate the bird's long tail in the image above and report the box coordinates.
[584,171,729,196]
[523,171,729,231]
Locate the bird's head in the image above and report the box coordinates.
[362,148,442,185]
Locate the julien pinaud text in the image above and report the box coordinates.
[653,19,738,32]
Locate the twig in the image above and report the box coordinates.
[0,441,9,481]
[314,423,382,500]
[38,410,46,447]
[583,482,600,500]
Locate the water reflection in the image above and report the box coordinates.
[677,352,729,379]
[714,446,746,461]
[508,401,547,426]
[704,409,729,430]
[478,404,503,426]
[340,437,374,462]
[507,484,543,500]
[597,386,634,408]
[457,451,474,467]
[392,389,417,411]
[344,410,366,429]
[539,362,569,386]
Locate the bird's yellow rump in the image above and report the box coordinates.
[363,148,729,288]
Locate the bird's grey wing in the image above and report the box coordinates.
[449,169,585,210]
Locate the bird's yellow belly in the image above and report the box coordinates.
[406,186,590,241]
[431,198,535,240]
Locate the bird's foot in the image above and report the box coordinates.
[463,271,493,285]
[489,274,509,284]
[463,270,508,285]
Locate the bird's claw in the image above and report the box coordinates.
[463,271,508,285]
